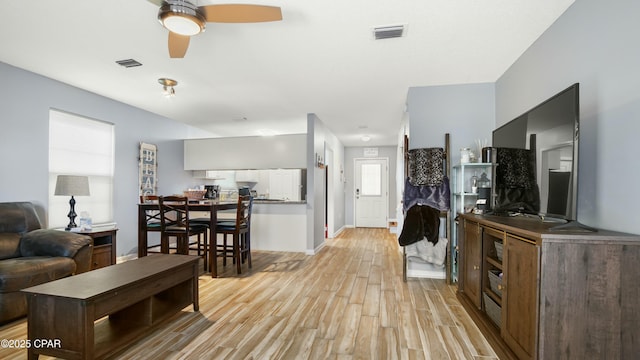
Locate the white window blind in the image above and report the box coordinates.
[48,109,114,228]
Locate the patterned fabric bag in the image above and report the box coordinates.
[408,148,444,186]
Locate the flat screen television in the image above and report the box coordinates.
[492,83,585,228]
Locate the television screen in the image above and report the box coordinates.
[492,83,579,221]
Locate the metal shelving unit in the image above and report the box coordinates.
[450,162,493,282]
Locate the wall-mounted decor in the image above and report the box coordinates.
[364,147,379,157]
[139,142,157,196]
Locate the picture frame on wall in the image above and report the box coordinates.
[139,142,157,196]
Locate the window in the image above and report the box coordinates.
[361,163,381,196]
[48,109,114,228]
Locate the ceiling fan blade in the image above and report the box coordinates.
[168,32,190,58]
[202,4,282,23]
[146,0,164,6]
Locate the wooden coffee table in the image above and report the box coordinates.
[22,254,200,360]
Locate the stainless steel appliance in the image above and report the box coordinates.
[204,185,219,199]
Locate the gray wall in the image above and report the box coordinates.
[0,62,209,256]
[306,113,346,251]
[496,0,640,234]
[407,82,495,165]
[344,146,398,226]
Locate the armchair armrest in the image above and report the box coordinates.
[20,229,92,259]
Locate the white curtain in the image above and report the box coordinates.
[48,109,114,228]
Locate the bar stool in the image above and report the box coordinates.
[214,195,253,274]
[158,196,209,271]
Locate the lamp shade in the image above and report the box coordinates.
[54,175,90,196]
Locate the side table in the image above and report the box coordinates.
[67,226,118,269]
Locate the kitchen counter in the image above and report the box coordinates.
[253,199,306,204]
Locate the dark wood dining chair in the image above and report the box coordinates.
[139,194,168,254]
[158,196,209,271]
[215,195,253,274]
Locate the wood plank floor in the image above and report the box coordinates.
[0,228,497,359]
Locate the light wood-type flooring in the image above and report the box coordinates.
[0,228,497,359]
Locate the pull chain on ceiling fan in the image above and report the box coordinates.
[149,0,283,58]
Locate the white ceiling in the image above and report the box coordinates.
[0,0,574,146]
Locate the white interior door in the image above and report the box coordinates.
[355,158,388,228]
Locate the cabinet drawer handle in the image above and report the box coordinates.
[497,284,504,291]
[473,265,480,270]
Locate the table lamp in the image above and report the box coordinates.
[54,175,90,230]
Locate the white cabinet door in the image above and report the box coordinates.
[236,170,259,182]
[268,169,301,200]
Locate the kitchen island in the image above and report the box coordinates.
[194,199,308,253]
[251,200,307,253]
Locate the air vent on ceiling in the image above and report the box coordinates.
[373,25,406,40]
[115,59,143,68]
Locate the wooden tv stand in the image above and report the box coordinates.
[456,213,640,359]
[22,254,200,360]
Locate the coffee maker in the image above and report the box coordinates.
[475,172,491,212]
[204,185,219,199]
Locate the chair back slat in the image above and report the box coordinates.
[140,195,159,204]
[215,195,253,274]
[159,196,192,230]
[156,196,208,268]
[235,195,253,229]
[140,195,163,228]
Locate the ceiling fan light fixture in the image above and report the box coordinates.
[158,0,206,36]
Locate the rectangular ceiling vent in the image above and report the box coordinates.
[115,59,143,68]
[373,25,406,40]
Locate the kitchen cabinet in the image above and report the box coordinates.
[235,170,259,182]
[268,169,301,201]
[457,213,640,360]
[191,170,227,179]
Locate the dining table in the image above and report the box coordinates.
[138,199,238,278]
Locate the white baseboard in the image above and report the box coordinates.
[306,240,326,255]
[332,226,346,238]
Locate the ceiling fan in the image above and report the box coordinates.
[148,0,282,58]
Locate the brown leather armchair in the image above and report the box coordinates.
[0,202,93,324]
